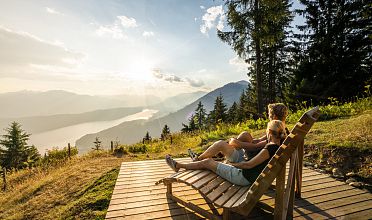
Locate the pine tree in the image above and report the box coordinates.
[292,0,372,102]
[212,94,228,125]
[227,102,239,124]
[92,137,102,151]
[194,101,207,130]
[161,125,171,140]
[181,115,197,133]
[219,0,293,114]
[143,131,151,143]
[0,122,37,169]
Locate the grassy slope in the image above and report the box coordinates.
[0,153,123,220]
[0,111,370,220]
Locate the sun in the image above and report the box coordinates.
[125,58,157,82]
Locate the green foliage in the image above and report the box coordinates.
[219,0,293,113]
[161,124,171,140]
[181,114,197,133]
[292,0,372,102]
[42,146,78,166]
[0,122,40,169]
[286,96,372,123]
[207,94,228,127]
[113,145,128,155]
[194,101,207,129]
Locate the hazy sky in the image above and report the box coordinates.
[0,0,302,98]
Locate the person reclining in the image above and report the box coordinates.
[166,120,288,186]
[188,103,288,162]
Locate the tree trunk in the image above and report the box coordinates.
[255,0,264,114]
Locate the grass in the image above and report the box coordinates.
[305,110,372,149]
[0,152,123,220]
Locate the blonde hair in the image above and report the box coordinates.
[268,103,288,121]
[266,120,287,140]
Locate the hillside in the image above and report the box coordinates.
[0,109,370,220]
[75,81,249,152]
[0,90,206,118]
[0,107,143,134]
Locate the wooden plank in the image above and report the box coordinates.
[178,170,205,182]
[223,186,250,208]
[293,193,372,218]
[206,181,233,202]
[295,199,372,219]
[193,173,218,189]
[186,170,212,185]
[200,177,225,195]
[214,185,241,207]
[335,207,372,220]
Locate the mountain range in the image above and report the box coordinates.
[0,90,206,118]
[75,80,249,153]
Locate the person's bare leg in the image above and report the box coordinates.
[197,140,235,161]
[237,131,253,143]
[176,158,218,172]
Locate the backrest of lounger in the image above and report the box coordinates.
[234,106,320,215]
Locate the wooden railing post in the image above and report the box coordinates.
[68,143,71,159]
[274,167,285,219]
[111,141,114,152]
[295,139,304,197]
[2,167,6,191]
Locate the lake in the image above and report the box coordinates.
[29,109,158,154]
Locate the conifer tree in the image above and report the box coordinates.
[194,101,207,130]
[219,0,292,114]
[211,94,228,125]
[227,102,239,124]
[161,124,171,140]
[292,0,372,102]
[0,122,39,169]
[92,137,102,151]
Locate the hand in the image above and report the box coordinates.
[228,138,241,149]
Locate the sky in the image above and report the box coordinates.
[0,0,303,98]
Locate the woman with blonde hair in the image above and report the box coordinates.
[188,103,289,163]
[166,120,288,186]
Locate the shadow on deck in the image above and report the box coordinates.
[105,158,372,220]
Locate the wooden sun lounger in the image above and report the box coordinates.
[156,107,320,220]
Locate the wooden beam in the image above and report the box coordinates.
[274,167,285,220]
[283,150,298,219]
[168,193,221,220]
[296,139,304,198]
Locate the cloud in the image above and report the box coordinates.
[152,69,204,87]
[185,77,204,87]
[45,7,63,15]
[0,26,83,77]
[96,23,125,39]
[118,16,138,28]
[95,15,138,39]
[142,31,154,37]
[200,5,225,36]
[229,56,251,72]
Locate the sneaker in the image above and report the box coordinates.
[188,148,198,161]
[165,155,179,172]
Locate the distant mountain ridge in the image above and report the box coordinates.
[0,90,206,118]
[0,107,143,134]
[76,80,249,153]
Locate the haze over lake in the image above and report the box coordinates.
[29,109,158,154]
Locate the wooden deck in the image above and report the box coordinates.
[105,158,372,220]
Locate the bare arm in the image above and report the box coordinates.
[230,149,270,169]
[252,135,267,144]
[229,138,266,150]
